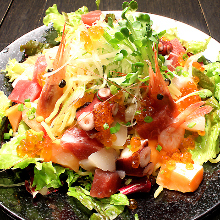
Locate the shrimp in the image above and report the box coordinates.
[36,25,70,119]
[158,101,213,152]
[135,51,178,139]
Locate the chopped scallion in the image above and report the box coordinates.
[110,122,121,134]
[144,116,153,123]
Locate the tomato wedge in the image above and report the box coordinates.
[81,10,102,26]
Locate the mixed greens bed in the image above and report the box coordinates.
[0,1,220,219]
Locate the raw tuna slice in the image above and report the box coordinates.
[90,169,122,198]
[167,38,186,71]
[61,126,103,160]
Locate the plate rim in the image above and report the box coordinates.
[0,11,220,220]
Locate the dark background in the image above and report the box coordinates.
[0,0,220,219]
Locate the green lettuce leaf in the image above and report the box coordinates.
[181,37,210,54]
[32,162,66,190]
[43,4,88,34]
[0,91,11,125]
[204,62,220,100]
[68,186,129,220]
[3,58,26,82]
[190,112,220,165]
[20,40,54,56]
[163,27,210,54]
[0,121,41,169]
[163,27,179,40]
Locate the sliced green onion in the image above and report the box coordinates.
[188,122,196,128]
[28,114,35,120]
[25,102,31,108]
[103,123,109,130]
[135,110,141,115]
[125,121,131,126]
[110,122,121,134]
[144,116,153,123]
[110,85,118,95]
[127,145,132,150]
[4,133,10,139]
[24,99,30,102]
[18,104,24,111]
[156,145,162,152]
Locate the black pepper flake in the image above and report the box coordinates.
[47,68,53,72]
[157,94,164,100]
[164,78,171,86]
[59,79,66,88]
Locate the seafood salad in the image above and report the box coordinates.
[0,1,220,219]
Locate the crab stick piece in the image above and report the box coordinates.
[156,163,203,193]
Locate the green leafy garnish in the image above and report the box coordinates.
[187,122,196,128]
[144,116,153,123]
[43,4,88,34]
[18,104,24,112]
[68,186,129,220]
[156,145,162,152]
[110,122,121,134]
[20,40,53,56]
[32,162,66,191]
[103,123,109,130]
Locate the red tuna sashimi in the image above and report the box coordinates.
[8,55,46,103]
[8,80,42,103]
[90,169,122,198]
[61,126,103,160]
[81,10,102,26]
[167,38,186,71]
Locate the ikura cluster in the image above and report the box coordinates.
[80,25,104,52]
[17,130,44,158]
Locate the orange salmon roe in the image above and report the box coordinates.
[192,62,205,72]
[73,92,94,109]
[80,31,93,52]
[17,130,44,158]
[39,136,52,162]
[157,136,195,175]
[93,101,115,147]
[180,135,195,152]
[88,26,104,41]
[80,26,104,52]
[178,52,188,67]
[177,81,201,112]
[130,137,141,152]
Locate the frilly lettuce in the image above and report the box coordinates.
[181,37,210,54]
[43,4,89,34]
[0,121,42,169]
[3,57,37,82]
[163,27,210,54]
[204,58,220,101]
[68,186,129,220]
[0,91,11,124]
[3,59,26,82]
[190,97,220,165]
[190,112,220,165]
[32,162,66,191]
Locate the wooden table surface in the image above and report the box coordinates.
[0,0,220,219]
